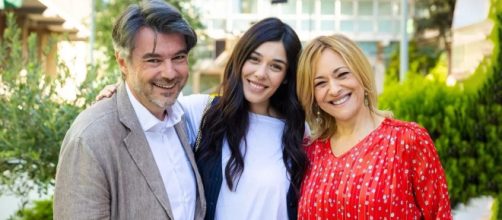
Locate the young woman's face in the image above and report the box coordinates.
[241,41,288,115]
[313,49,366,122]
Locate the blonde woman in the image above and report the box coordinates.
[296,34,452,219]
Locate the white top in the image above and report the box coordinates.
[126,85,196,220]
[180,94,290,220]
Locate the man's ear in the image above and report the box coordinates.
[116,51,129,77]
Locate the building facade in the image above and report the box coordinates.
[191,0,409,93]
[451,0,493,81]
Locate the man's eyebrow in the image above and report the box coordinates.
[174,49,189,55]
[141,53,161,59]
[140,49,188,59]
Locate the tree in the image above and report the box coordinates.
[413,0,456,75]
[0,13,112,206]
[0,0,204,204]
[0,0,205,210]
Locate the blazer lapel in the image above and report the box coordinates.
[116,83,174,219]
[174,116,206,219]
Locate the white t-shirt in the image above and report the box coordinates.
[179,94,290,220]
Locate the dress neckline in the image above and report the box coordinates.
[326,117,389,158]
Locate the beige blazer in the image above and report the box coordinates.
[54,83,206,220]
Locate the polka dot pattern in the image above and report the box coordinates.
[298,118,452,219]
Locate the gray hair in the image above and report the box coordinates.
[112,0,197,60]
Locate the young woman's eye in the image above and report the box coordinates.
[248,56,260,63]
[270,64,284,72]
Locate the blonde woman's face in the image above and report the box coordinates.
[313,49,366,122]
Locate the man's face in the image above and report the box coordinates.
[117,27,189,120]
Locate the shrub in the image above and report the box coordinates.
[13,198,53,220]
[379,0,502,215]
[0,12,116,207]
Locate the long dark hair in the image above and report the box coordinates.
[196,17,307,193]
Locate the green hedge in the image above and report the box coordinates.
[13,198,53,220]
[379,0,502,216]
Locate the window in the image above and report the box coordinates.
[301,19,314,31]
[340,20,354,32]
[232,20,251,32]
[395,20,401,34]
[302,0,314,14]
[356,41,377,57]
[357,20,373,32]
[284,19,297,29]
[321,0,335,15]
[341,0,353,16]
[378,20,393,33]
[283,0,296,14]
[358,0,373,16]
[378,1,393,15]
[213,19,226,30]
[240,0,257,14]
[321,20,335,31]
[394,2,401,15]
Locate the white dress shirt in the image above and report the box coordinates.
[126,85,196,220]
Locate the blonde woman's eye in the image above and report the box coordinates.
[338,72,350,78]
[314,81,326,87]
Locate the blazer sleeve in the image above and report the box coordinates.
[54,137,110,220]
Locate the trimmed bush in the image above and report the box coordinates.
[379,0,502,216]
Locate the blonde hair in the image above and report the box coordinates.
[296,34,392,141]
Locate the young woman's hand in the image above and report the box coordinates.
[95,83,119,101]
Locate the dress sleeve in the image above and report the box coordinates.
[408,125,452,220]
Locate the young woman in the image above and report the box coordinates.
[97,17,307,220]
[187,17,307,220]
[296,34,452,219]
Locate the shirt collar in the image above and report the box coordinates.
[125,84,184,132]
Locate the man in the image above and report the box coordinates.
[53,1,205,219]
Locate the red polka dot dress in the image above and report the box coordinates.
[298,118,452,220]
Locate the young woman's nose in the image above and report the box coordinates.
[253,63,267,79]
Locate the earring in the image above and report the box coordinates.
[364,91,369,107]
[315,105,323,124]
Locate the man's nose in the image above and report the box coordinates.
[161,60,177,79]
